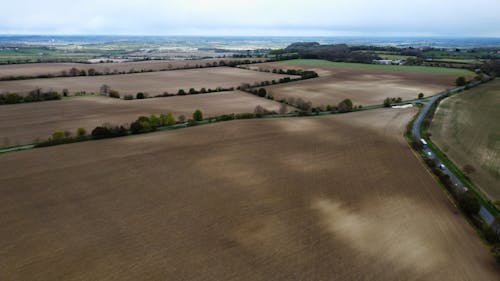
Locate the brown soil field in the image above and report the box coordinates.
[0,108,497,280]
[0,58,266,78]
[430,79,500,201]
[246,62,459,107]
[0,67,291,96]
[0,91,289,146]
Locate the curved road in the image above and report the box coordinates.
[411,82,495,225]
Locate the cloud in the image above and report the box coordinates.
[0,0,499,36]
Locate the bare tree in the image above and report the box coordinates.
[279,103,288,115]
[100,84,110,95]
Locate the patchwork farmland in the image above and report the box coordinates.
[0,108,497,280]
[0,66,292,96]
[0,58,267,79]
[246,59,474,107]
[0,91,290,146]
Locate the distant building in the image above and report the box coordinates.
[372,59,405,65]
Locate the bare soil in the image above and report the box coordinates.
[247,62,459,106]
[0,108,497,280]
[0,91,289,146]
[0,58,266,78]
[0,67,290,96]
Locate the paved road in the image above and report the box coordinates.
[411,83,495,225]
[0,144,35,154]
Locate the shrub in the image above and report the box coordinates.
[456,76,467,86]
[484,226,499,244]
[178,89,186,95]
[492,244,500,264]
[4,93,23,104]
[160,113,176,126]
[76,128,87,138]
[457,191,480,215]
[215,114,235,121]
[193,110,203,121]
[149,114,161,128]
[257,88,267,97]
[136,92,145,99]
[130,117,153,134]
[108,90,120,99]
[91,125,127,139]
[124,94,134,100]
[295,98,312,113]
[51,130,66,141]
[383,97,393,108]
[418,93,424,99]
[338,99,353,113]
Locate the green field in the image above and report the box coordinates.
[431,58,483,64]
[430,79,500,202]
[423,50,500,60]
[354,50,416,60]
[0,46,126,63]
[281,59,474,75]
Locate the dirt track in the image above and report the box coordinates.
[249,62,458,106]
[0,108,497,280]
[0,91,288,146]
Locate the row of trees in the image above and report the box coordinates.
[38,111,195,146]
[0,88,61,105]
[383,97,403,107]
[275,42,380,64]
[274,96,356,114]
[0,59,266,81]
[120,69,318,101]
[411,82,500,264]
[418,142,500,263]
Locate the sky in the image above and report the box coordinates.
[1,0,499,37]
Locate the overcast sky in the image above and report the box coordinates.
[1,0,499,37]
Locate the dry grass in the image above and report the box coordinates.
[430,79,500,201]
[0,58,267,78]
[0,108,497,280]
[0,91,289,146]
[0,67,291,96]
[247,61,461,107]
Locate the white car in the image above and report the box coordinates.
[439,164,446,170]
[427,152,432,157]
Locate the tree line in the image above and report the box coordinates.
[0,88,61,105]
[0,59,266,81]
[409,86,500,265]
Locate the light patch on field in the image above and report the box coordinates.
[312,197,444,274]
[231,215,307,260]
[276,119,324,133]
